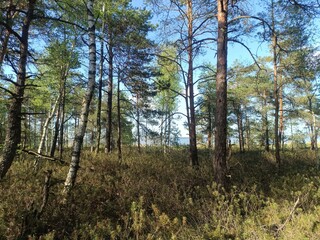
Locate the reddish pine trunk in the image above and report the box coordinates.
[214,0,228,188]
[187,0,199,167]
[271,0,281,166]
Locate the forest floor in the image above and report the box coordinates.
[1,147,320,239]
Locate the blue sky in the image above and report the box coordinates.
[130,0,271,137]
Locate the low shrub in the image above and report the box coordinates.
[0,148,319,239]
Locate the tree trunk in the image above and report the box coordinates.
[167,107,172,148]
[33,109,37,148]
[105,34,114,154]
[117,73,122,162]
[136,95,141,153]
[0,1,18,66]
[64,0,96,192]
[246,111,251,151]
[0,0,36,179]
[313,116,317,151]
[163,101,168,154]
[273,36,280,164]
[308,97,316,150]
[263,89,270,151]
[271,0,281,167]
[50,99,61,157]
[38,96,60,154]
[213,0,228,188]
[95,4,105,153]
[160,103,165,150]
[59,77,66,160]
[0,29,10,66]
[187,0,199,167]
[279,74,284,150]
[235,104,244,153]
[207,101,213,148]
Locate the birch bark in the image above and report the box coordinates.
[64,0,96,192]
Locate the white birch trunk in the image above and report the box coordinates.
[64,0,96,192]
[38,96,60,154]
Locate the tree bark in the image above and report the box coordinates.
[50,97,61,157]
[117,72,122,162]
[95,4,105,153]
[136,95,141,153]
[163,101,168,153]
[235,104,244,153]
[105,33,114,154]
[167,107,172,148]
[187,0,199,167]
[207,101,213,148]
[245,110,251,151]
[263,89,270,151]
[38,96,60,154]
[213,0,229,188]
[0,29,11,67]
[160,103,165,150]
[64,0,96,192]
[271,0,281,166]
[309,98,316,150]
[279,74,284,150]
[0,0,36,179]
[0,1,18,67]
[58,76,66,160]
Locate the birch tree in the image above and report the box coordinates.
[64,0,96,192]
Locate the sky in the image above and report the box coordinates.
[130,0,320,142]
[131,0,271,137]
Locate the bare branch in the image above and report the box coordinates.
[228,38,262,70]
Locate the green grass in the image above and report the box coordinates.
[1,147,320,239]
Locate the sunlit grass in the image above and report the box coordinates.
[1,147,320,239]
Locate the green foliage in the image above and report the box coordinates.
[1,149,320,239]
[196,63,216,136]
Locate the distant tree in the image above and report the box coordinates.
[34,39,80,157]
[196,64,216,149]
[126,67,156,153]
[155,45,181,152]
[101,2,155,153]
[228,63,253,153]
[277,1,319,150]
[115,71,135,161]
[148,0,215,167]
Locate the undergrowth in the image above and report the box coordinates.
[1,147,320,239]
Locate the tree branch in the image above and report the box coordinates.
[22,149,67,165]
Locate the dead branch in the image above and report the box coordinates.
[22,149,66,165]
[276,196,300,234]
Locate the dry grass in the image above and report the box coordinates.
[1,147,320,239]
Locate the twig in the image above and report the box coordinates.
[276,196,300,234]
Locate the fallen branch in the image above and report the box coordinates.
[276,196,300,234]
[22,149,67,165]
